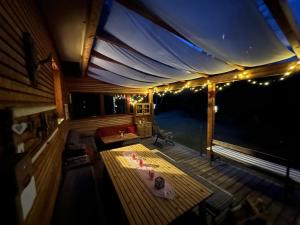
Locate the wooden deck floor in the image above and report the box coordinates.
[141,137,300,225]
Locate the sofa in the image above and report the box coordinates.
[63,129,98,170]
[96,124,138,149]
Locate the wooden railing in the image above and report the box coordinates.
[212,139,298,182]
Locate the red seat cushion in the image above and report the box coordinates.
[126,125,136,134]
[97,124,133,137]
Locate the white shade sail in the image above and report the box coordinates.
[104,2,235,74]
[138,0,295,67]
[94,39,198,79]
[88,67,155,88]
[90,56,175,83]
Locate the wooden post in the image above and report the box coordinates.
[100,94,105,115]
[148,89,154,122]
[53,68,64,118]
[126,94,131,114]
[207,83,216,162]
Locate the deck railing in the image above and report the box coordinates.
[212,139,299,183]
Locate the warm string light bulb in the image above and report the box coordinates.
[155,61,300,96]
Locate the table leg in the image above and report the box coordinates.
[198,201,207,225]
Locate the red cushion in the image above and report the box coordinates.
[127,125,136,134]
[97,124,133,137]
[100,127,116,137]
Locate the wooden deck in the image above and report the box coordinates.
[141,137,300,225]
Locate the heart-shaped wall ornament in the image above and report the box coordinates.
[12,122,28,135]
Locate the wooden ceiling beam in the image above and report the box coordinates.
[265,0,300,59]
[155,59,300,92]
[81,0,104,77]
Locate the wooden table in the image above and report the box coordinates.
[101,133,139,145]
[100,144,212,225]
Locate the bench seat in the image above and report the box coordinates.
[212,145,300,183]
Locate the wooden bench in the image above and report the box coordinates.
[153,150,234,225]
[212,140,300,184]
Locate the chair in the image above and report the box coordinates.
[153,123,174,146]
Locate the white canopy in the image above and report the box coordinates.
[88,0,296,88]
[103,2,235,73]
[88,67,155,88]
[138,0,295,67]
[94,39,197,79]
[90,56,174,83]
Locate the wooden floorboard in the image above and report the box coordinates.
[141,137,300,225]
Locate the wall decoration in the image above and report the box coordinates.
[17,143,25,154]
[22,32,52,87]
[12,122,28,135]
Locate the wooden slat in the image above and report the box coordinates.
[69,114,134,135]
[65,77,148,94]
[0,0,58,106]
[100,144,212,225]
[0,2,67,225]
[25,122,69,225]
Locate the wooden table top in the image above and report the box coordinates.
[100,144,212,225]
[101,133,139,144]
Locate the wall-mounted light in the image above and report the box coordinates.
[23,32,52,87]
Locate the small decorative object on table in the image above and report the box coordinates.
[131,152,136,160]
[154,176,165,190]
[119,130,124,137]
[139,158,143,167]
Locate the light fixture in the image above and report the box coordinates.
[214,105,218,113]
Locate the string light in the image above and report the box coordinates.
[154,61,299,96]
[130,95,146,105]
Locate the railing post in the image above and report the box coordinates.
[207,83,216,163]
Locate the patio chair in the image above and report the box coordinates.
[153,123,175,147]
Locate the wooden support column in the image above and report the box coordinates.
[148,89,154,122]
[207,83,216,162]
[53,67,64,118]
[100,94,105,115]
[126,94,131,114]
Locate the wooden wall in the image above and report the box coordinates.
[69,114,134,135]
[64,77,148,94]
[0,1,67,225]
[0,1,58,108]
[65,77,145,135]
[25,122,69,225]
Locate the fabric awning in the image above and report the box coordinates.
[94,39,198,80]
[103,2,235,74]
[138,0,295,67]
[88,67,155,88]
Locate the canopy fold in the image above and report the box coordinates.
[90,56,174,83]
[104,2,235,74]
[88,67,155,88]
[94,39,198,79]
[138,0,295,67]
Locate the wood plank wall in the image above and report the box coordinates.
[0,1,67,225]
[0,1,58,108]
[64,77,148,94]
[69,114,134,135]
[25,122,69,225]
[65,77,146,135]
